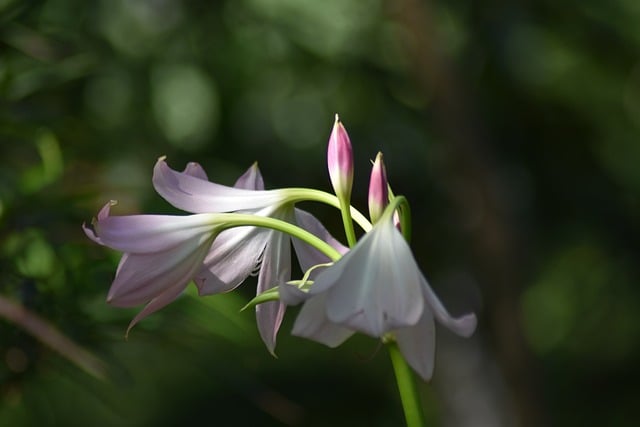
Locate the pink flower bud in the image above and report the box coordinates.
[368,152,389,223]
[327,114,353,202]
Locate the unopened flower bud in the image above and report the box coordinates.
[327,114,353,202]
[368,152,388,223]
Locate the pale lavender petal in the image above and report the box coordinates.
[256,230,291,354]
[234,163,265,191]
[421,276,477,338]
[107,236,213,306]
[182,162,209,180]
[292,294,354,347]
[194,226,270,295]
[152,158,284,213]
[95,213,218,253]
[321,220,424,337]
[126,279,187,334]
[82,201,117,245]
[395,305,436,381]
[279,282,310,305]
[291,208,347,274]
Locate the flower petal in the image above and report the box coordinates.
[421,276,477,338]
[94,209,218,254]
[395,305,436,381]
[126,278,187,335]
[234,162,265,191]
[291,208,347,274]
[182,161,209,180]
[194,226,270,295]
[83,200,117,245]
[320,220,424,337]
[279,282,310,305]
[291,294,354,347]
[152,158,285,213]
[108,235,213,306]
[255,230,291,355]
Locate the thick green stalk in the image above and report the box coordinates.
[388,342,425,427]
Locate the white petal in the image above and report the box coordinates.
[234,163,265,190]
[182,162,209,180]
[292,294,355,347]
[107,236,213,306]
[96,212,218,253]
[153,158,285,213]
[291,208,348,274]
[320,221,424,337]
[395,305,436,381]
[255,230,291,354]
[279,282,310,305]
[126,279,187,334]
[195,226,270,295]
[420,276,477,338]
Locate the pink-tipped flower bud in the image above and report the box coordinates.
[327,114,353,202]
[368,152,388,223]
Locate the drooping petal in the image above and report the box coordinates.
[291,293,355,347]
[108,235,214,306]
[291,208,347,273]
[126,278,187,334]
[91,204,218,253]
[317,219,424,337]
[152,158,285,213]
[234,162,265,191]
[420,276,477,338]
[255,230,291,354]
[194,226,270,294]
[395,304,436,381]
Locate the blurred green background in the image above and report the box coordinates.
[1,0,639,426]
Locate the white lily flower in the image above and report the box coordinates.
[160,160,348,353]
[289,210,477,380]
[83,201,221,331]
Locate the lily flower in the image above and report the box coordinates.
[288,202,477,380]
[83,201,222,332]
[161,160,348,353]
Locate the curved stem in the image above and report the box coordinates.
[284,188,372,233]
[388,342,425,427]
[381,195,412,242]
[215,213,342,261]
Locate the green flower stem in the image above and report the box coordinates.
[380,195,412,242]
[215,213,341,262]
[283,188,372,233]
[388,342,425,427]
[338,194,357,247]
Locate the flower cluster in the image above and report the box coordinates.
[84,115,476,380]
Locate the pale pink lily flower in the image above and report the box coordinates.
[83,202,222,331]
[85,160,345,351]
[285,212,477,381]
[140,159,346,353]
